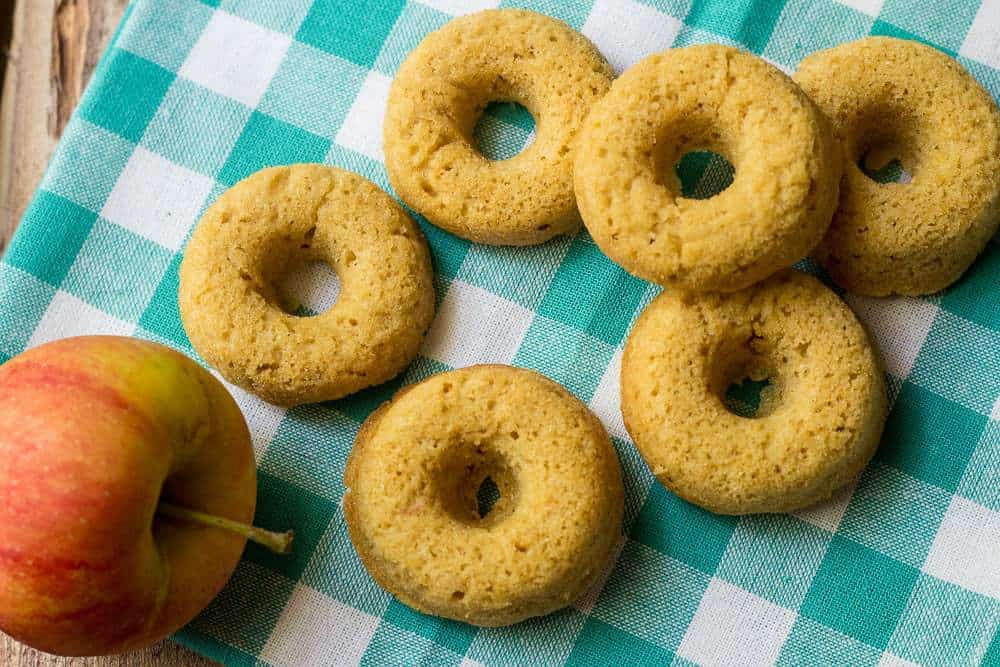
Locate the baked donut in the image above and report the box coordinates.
[794,37,1000,296]
[344,365,624,626]
[621,270,887,515]
[178,165,435,406]
[383,9,613,246]
[574,45,840,292]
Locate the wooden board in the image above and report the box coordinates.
[0,1,216,665]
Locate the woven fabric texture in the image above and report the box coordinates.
[1,0,999,665]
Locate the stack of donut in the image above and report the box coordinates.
[177,10,1000,628]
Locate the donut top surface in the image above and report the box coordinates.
[575,44,840,292]
[344,365,624,626]
[383,9,613,245]
[621,270,887,514]
[178,165,435,406]
[795,37,1000,295]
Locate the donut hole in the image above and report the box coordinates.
[674,151,736,199]
[438,445,518,528]
[854,122,914,185]
[260,237,342,317]
[712,340,782,419]
[653,123,736,200]
[273,259,341,317]
[472,101,536,161]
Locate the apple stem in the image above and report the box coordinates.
[157,502,294,555]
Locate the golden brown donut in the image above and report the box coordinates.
[383,9,613,246]
[344,365,624,626]
[621,270,887,515]
[179,165,435,406]
[795,37,1000,295]
[575,45,840,292]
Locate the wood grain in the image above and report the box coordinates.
[0,1,216,665]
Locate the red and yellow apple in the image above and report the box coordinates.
[0,336,288,656]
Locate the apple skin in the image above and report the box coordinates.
[0,336,256,656]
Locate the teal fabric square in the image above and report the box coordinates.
[985,626,1000,667]
[6,191,97,287]
[245,471,338,581]
[137,253,192,350]
[878,0,978,52]
[296,0,406,67]
[61,219,173,322]
[777,616,882,666]
[800,535,919,648]
[361,621,464,667]
[869,19,958,56]
[373,2,450,75]
[142,78,251,177]
[630,483,737,574]
[0,264,55,357]
[299,517,391,617]
[958,421,1000,512]
[672,23,742,48]
[592,540,710,651]
[613,436,656,529]
[333,356,449,424]
[174,630,257,667]
[639,0,693,19]
[566,617,675,666]
[259,41,369,140]
[762,0,874,68]
[466,608,587,666]
[838,462,951,567]
[219,0,312,34]
[78,49,175,143]
[218,111,332,185]
[499,0,595,30]
[911,309,1000,415]
[685,0,787,53]
[39,118,135,213]
[179,561,295,657]
[960,55,1000,100]
[537,232,647,346]
[715,514,831,609]
[512,315,615,402]
[939,243,999,331]
[382,599,477,657]
[116,0,213,71]
[457,237,568,310]
[411,210,472,280]
[260,405,357,501]
[878,382,987,490]
[888,574,1000,666]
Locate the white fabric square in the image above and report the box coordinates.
[677,578,797,666]
[844,294,938,379]
[422,280,533,368]
[27,291,133,348]
[793,480,857,533]
[589,348,627,440]
[582,0,682,74]
[214,373,287,459]
[179,10,290,108]
[574,534,626,614]
[276,260,341,315]
[259,584,379,667]
[459,660,488,667]
[417,0,500,15]
[960,0,1000,67]
[878,653,921,667]
[834,0,884,16]
[991,394,1000,421]
[923,496,1000,598]
[101,147,215,251]
[336,71,393,162]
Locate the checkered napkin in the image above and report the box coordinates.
[1,0,999,664]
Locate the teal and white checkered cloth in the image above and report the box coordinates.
[1,0,999,664]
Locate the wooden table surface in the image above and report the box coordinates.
[0,2,215,665]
